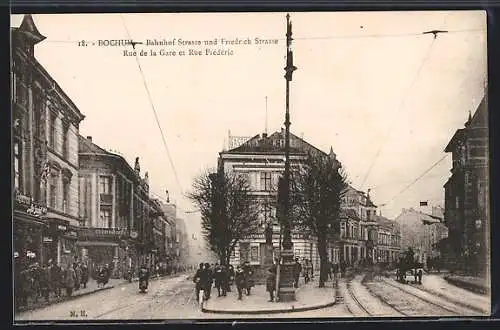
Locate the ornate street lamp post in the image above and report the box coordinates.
[277,13,298,302]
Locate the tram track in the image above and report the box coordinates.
[380,277,483,316]
[364,277,460,317]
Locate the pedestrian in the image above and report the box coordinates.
[293,258,302,288]
[80,262,89,289]
[49,261,62,298]
[220,264,229,297]
[243,261,254,295]
[214,263,223,297]
[203,263,213,300]
[193,263,204,302]
[234,265,245,300]
[74,263,82,291]
[227,264,235,292]
[65,263,77,297]
[39,264,51,303]
[266,265,277,302]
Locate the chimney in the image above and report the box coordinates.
[86,136,92,142]
[262,132,268,138]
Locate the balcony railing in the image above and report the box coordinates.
[78,227,127,242]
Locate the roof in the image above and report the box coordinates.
[373,214,398,229]
[445,94,487,152]
[17,15,46,43]
[224,130,326,156]
[78,135,109,154]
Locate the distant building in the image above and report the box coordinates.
[395,207,448,265]
[12,15,85,268]
[78,135,153,277]
[175,217,190,266]
[443,95,489,274]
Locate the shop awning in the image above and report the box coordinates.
[13,210,47,228]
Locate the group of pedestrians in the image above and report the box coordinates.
[193,261,255,301]
[14,258,90,312]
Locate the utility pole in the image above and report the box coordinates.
[277,13,298,302]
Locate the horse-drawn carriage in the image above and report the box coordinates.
[396,248,424,284]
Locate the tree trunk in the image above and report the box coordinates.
[317,236,328,288]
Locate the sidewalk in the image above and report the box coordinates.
[202,279,337,314]
[16,278,121,313]
[413,274,490,314]
[444,274,489,295]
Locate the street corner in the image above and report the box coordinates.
[202,283,337,315]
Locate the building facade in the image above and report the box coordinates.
[443,95,489,274]
[78,135,155,277]
[395,207,448,265]
[220,130,332,271]
[12,15,85,269]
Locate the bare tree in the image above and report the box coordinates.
[291,153,348,287]
[187,169,260,265]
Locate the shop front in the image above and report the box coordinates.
[44,217,78,267]
[13,193,48,267]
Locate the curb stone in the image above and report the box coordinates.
[202,284,338,315]
[16,285,115,314]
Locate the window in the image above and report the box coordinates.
[240,242,250,263]
[62,180,70,213]
[99,207,112,228]
[250,246,258,262]
[13,140,21,190]
[49,113,57,149]
[99,176,112,194]
[340,222,346,238]
[49,174,57,208]
[62,124,69,159]
[260,172,272,191]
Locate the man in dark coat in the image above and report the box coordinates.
[220,264,229,296]
[243,261,254,295]
[266,264,277,302]
[202,263,213,300]
[234,265,245,300]
[49,261,62,298]
[213,263,223,297]
[193,263,204,301]
[80,262,89,289]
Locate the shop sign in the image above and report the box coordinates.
[15,192,31,206]
[43,237,53,243]
[27,204,48,217]
[57,225,67,231]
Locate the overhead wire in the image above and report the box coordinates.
[359,36,437,190]
[359,12,454,190]
[382,154,448,205]
[119,14,184,199]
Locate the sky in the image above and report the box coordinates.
[11,11,487,228]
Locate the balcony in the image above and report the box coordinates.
[100,193,113,205]
[78,227,127,242]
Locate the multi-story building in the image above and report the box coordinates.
[78,135,153,277]
[395,206,447,266]
[444,95,489,274]
[374,215,401,264]
[219,129,341,271]
[161,201,180,269]
[12,15,85,268]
